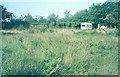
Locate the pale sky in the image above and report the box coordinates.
[0,0,107,18]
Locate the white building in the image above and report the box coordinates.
[81,22,92,29]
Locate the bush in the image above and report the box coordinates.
[29,29,35,33]
[16,25,26,31]
[74,30,99,35]
[39,27,48,32]
[106,29,118,36]
[2,19,30,29]
[29,25,48,33]
[49,29,54,33]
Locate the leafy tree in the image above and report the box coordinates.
[72,2,118,29]
[2,1,119,29]
[64,10,70,18]
[117,1,120,35]
[73,9,88,22]
[88,3,104,28]
[104,14,117,28]
[102,2,118,28]
[35,15,46,24]
[64,10,72,21]
[47,13,58,27]
[47,13,58,22]
[114,2,119,29]
[24,14,37,24]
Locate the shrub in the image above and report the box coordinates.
[16,25,26,31]
[39,27,48,32]
[49,29,54,33]
[2,19,30,29]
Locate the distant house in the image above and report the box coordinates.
[2,11,12,22]
[0,5,12,22]
[81,22,92,29]
[19,15,26,21]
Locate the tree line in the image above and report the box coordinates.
[2,2,119,29]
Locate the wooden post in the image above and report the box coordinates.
[97,24,101,32]
[97,24,100,30]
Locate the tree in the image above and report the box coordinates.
[47,13,58,22]
[88,3,104,28]
[101,2,118,28]
[73,9,88,22]
[113,2,119,29]
[47,13,58,28]
[35,15,46,24]
[64,10,70,18]
[104,14,117,28]
[24,14,37,24]
[64,10,72,21]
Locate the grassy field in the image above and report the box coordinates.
[1,26,118,75]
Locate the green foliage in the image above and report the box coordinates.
[29,29,35,33]
[2,2,118,30]
[104,14,118,28]
[73,2,118,28]
[2,29,118,75]
[74,30,99,35]
[24,14,37,24]
[47,13,58,23]
[35,16,46,24]
[2,19,30,29]
[73,9,88,22]
[16,25,26,30]
[106,29,118,36]
[39,27,48,32]
[64,10,72,21]
[3,2,119,30]
[49,29,54,33]
[29,25,49,33]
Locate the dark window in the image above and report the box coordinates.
[5,15,10,18]
[82,25,85,27]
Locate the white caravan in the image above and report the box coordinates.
[81,22,92,29]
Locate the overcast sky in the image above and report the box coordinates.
[0,0,107,18]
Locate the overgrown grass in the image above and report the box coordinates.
[1,27,118,75]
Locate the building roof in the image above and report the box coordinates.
[81,22,92,25]
[0,5,12,14]
[4,11,12,14]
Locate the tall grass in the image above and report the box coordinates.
[2,28,118,75]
